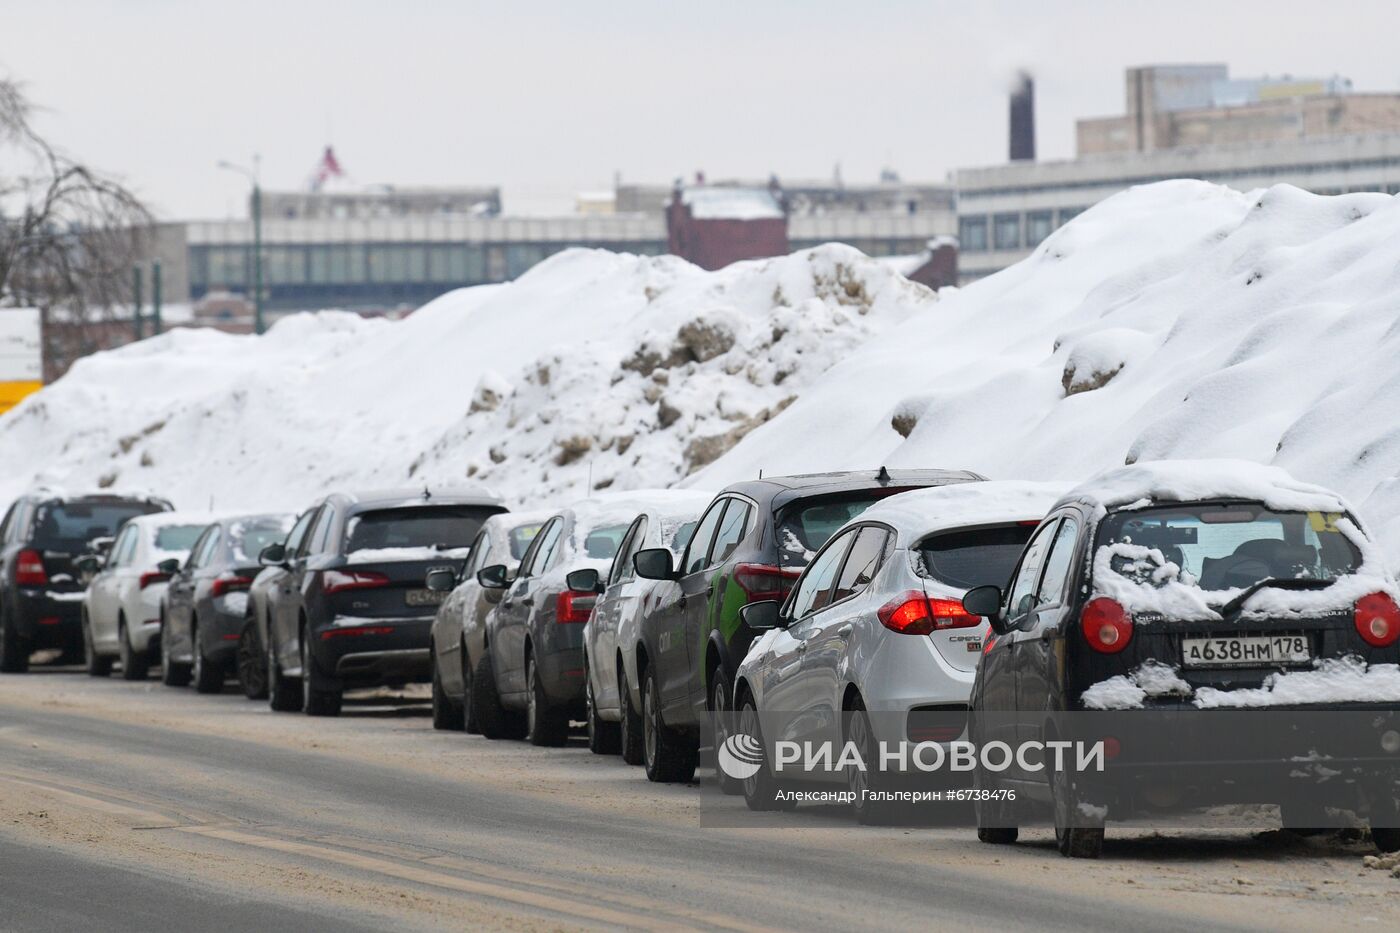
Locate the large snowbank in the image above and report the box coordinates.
[693,181,1400,563]
[0,246,928,512]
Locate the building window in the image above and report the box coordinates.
[1056,207,1085,226]
[958,216,988,252]
[993,213,1021,250]
[1026,211,1054,248]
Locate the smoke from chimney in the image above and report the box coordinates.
[1009,70,1036,162]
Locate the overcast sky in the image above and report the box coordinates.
[4,0,1396,219]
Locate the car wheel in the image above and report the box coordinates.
[846,697,896,825]
[237,620,268,700]
[471,651,521,739]
[738,692,797,812]
[191,620,222,694]
[267,640,302,712]
[159,611,191,686]
[461,645,480,735]
[0,603,31,674]
[585,655,620,755]
[974,764,1019,845]
[1368,796,1400,854]
[619,663,644,766]
[301,634,341,717]
[711,670,742,795]
[642,667,697,783]
[525,655,568,747]
[1052,756,1105,859]
[83,613,112,678]
[119,617,149,681]
[431,647,465,731]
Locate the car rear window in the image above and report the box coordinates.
[230,517,295,563]
[345,506,500,553]
[508,522,543,560]
[154,525,208,553]
[30,500,163,551]
[1098,504,1362,592]
[917,524,1038,590]
[581,523,631,560]
[776,491,901,570]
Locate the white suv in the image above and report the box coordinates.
[80,513,213,680]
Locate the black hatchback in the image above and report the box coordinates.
[963,461,1400,858]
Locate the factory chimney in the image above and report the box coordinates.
[1009,71,1036,161]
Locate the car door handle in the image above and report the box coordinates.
[837,624,853,638]
[797,641,807,654]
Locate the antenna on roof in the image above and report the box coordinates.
[877,466,891,485]
[422,484,432,500]
[758,468,764,479]
[587,461,594,492]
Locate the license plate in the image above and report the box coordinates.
[405,589,447,607]
[1181,633,1312,668]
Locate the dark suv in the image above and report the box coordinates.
[0,491,171,672]
[262,488,505,716]
[631,469,983,783]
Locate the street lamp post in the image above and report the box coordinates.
[217,157,265,335]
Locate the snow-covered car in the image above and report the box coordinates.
[160,513,294,693]
[79,512,214,680]
[425,509,549,733]
[732,481,1067,822]
[576,489,711,759]
[962,460,1400,858]
[473,493,668,747]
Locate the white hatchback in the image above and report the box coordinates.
[80,513,214,680]
[733,481,1068,822]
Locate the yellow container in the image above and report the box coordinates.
[0,380,42,415]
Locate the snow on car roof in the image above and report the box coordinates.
[1061,459,1349,515]
[857,480,1072,541]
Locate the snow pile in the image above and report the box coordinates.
[1081,661,1192,710]
[1083,657,1400,709]
[692,182,1400,564]
[0,246,927,513]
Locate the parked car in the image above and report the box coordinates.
[0,490,171,672]
[581,490,710,759]
[78,512,212,680]
[160,513,293,693]
[732,481,1067,821]
[425,510,549,732]
[629,468,985,785]
[236,509,317,700]
[961,460,1400,858]
[263,488,505,716]
[472,493,664,746]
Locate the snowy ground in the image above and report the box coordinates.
[3,180,1400,563]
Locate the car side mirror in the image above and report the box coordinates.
[90,536,115,556]
[633,548,677,581]
[477,564,509,589]
[739,599,783,631]
[157,557,181,575]
[74,554,103,575]
[259,542,286,567]
[962,585,1008,635]
[425,568,457,593]
[566,568,604,593]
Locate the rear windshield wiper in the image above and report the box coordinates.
[1220,577,1334,619]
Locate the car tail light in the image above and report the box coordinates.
[16,549,47,586]
[211,574,254,598]
[556,591,595,624]
[1080,597,1132,653]
[139,569,172,590]
[38,616,61,626]
[878,591,983,635]
[733,563,801,602]
[320,625,394,641]
[1355,592,1400,648]
[322,570,390,594]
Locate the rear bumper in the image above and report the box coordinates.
[12,589,84,646]
[537,645,586,707]
[311,615,433,688]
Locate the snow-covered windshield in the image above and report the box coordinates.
[1098,504,1361,593]
[154,524,208,553]
[230,516,294,563]
[776,493,891,570]
[581,523,630,560]
[507,522,544,560]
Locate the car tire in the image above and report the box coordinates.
[82,613,112,678]
[525,655,569,747]
[738,692,798,812]
[160,611,191,686]
[846,697,897,825]
[974,766,1019,845]
[461,645,480,735]
[1368,796,1400,854]
[711,670,742,795]
[471,651,523,740]
[119,618,149,681]
[619,663,644,766]
[0,604,31,673]
[431,648,465,731]
[301,635,342,717]
[237,619,268,700]
[585,656,620,755]
[642,667,697,783]
[1051,758,1105,859]
[267,641,302,712]
[190,621,222,694]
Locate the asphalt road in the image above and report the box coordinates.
[0,666,1395,932]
